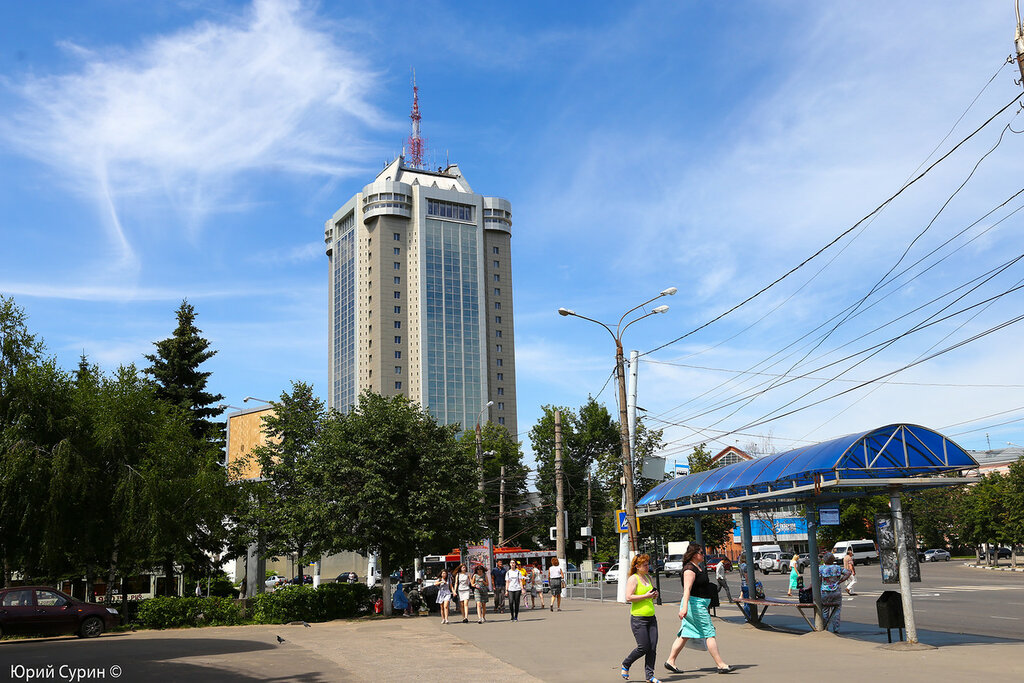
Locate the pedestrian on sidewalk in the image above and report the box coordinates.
[455,564,472,623]
[472,565,491,623]
[491,559,508,614]
[548,558,564,612]
[787,554,801,597]
[436,570,453,624]
[843,549,857,595]
[715,558,733,604]
[620,553,661,683]
[529,561,545,609]
[664,544,732,675]
[506,559,524,621]
[819,553,852,633]
[393,581,411,616]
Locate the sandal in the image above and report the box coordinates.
[717,666,734,674]
[664,662,683,674]
[647,678,663,683]
[620,666,629,680]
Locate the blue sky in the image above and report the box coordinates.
[3,0,1024,466]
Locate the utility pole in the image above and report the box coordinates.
[555,409,566,563]
[1015,2,1024,86]
[587,469,593,564]
[498,465,506,546]
[616,340,638,555]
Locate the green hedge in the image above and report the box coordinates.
[250,583,374,623]
[133,583,375,629]
[136,596,245,628]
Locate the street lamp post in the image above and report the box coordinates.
[476,401,495,512]
[559,287,675,593]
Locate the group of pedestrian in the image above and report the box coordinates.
[433,558,565,624]
[621,545,732,683]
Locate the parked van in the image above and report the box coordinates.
[831,540,878,565]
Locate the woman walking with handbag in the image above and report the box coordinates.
[436,569,454,624]
[548,558,565,611]
[472,565,491,623]
[620,553,662,683]
[664,544,732,675]
[454,563,471,623]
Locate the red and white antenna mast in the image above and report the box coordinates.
[406,70,426,168]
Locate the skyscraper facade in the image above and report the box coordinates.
[324,156,517,436]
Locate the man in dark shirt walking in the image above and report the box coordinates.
[490,560,508,614]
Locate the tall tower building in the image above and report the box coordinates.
[324,155,517,436]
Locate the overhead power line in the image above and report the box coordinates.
[640,90,1024,358]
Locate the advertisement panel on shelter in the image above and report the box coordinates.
[463,540,493,574]
[875,514,921,583]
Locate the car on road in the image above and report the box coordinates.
[334,571,359,583]
[981,547,1012,560]
[594,562,612,576]
[923,549,951,562]
[265,575,288,590]
[757,552,787,574]
[605,563,620,583]
[664,554,685,575]
[706,555,732,572]
[0,586,119,638]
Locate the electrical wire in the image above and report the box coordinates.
[640,91,1024,359]
[648,185,1024,426]
[641,359,1024,388]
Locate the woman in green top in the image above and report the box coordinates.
[621,553,662,683]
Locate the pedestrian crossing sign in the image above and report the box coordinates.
[617,510,629,534]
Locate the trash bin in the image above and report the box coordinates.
[876,590,904,642]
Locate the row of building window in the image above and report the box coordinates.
[483,208,511,218]
[427,198,474,222]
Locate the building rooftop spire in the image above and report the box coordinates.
[406,69,425,169]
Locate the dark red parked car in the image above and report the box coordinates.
[0,586,120,638]
[594,562,612,576]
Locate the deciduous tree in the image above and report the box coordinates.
[319,391,483,615]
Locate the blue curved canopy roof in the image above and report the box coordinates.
[638,424,977,511]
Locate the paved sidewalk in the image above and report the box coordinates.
[399,598,1024,682]
[6,597,1021,682]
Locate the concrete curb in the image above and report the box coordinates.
[963,562,1024,572]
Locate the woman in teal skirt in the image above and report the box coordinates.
[663,544,732,674]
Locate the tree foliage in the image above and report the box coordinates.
[532,398,620,562]
[0,296,232,595]
[143,299,224,444]
[458,422,533,547]
[246,382,330,574]
[318,391,483,615]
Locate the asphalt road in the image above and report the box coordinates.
[598,561,1024,642]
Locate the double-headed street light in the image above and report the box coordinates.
[558,286,676,558]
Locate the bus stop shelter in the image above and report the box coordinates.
[637,424,979,643]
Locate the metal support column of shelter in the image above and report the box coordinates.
[740,509,758,623]
[804,504,824,631]
[890,491,919,643]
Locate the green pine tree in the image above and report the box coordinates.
[144,300,225,445]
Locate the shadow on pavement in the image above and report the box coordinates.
[713,613,1024,647]
[0,635,332,682]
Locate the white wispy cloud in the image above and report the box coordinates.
[1,0,383,270]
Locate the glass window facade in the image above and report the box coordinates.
[424,218,483,430]
[331,219,356,412]
[427,198,475,222]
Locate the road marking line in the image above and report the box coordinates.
[990,616,1019,620]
